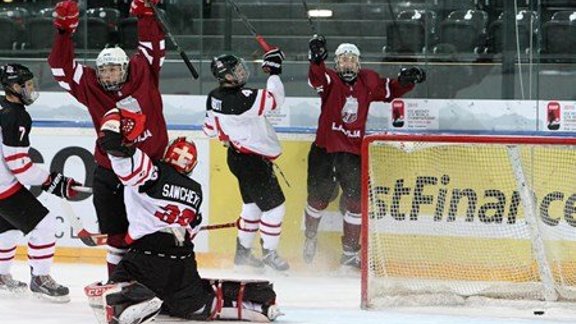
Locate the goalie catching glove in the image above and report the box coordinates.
[53,0,79,33]
[42,172,79,200]
[261,48,285,75]
[397,67,426,87]
[130,0,160,17]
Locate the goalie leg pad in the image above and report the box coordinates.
[207,279,279,322]
[105,282,162,324]
[84,281,162,324]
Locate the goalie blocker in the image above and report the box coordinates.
[85,279,281,323]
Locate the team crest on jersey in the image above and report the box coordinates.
[211,98,222,111]
[341,96,359,124]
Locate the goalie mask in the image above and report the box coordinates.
[163,137,198,175]
[211,54,249,87]
[334,43,361,82]
[0,63,39,105]
[96,47,129,91]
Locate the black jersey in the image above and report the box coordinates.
[0,96,49,198]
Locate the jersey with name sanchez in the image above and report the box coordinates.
[0,96,49,199]
[109,149,202,242]
[203,75,285,160]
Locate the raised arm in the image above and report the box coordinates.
[130,0,166,85]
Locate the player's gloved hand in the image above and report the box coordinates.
[42,172,79,200]
[262,48,285,75]
[130,0,160,17]
[308,34,328,64]
[54,0,79,33]
[397,67,426,87]
[97,108,135,157]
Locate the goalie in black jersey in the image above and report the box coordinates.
[84,109,280,323]
[0,63,81,303]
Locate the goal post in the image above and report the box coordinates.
[361,133,576,308]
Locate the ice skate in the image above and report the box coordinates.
[262,304,284,321]
[262,248,290,272]
[30,275,70,303]
[303,231,318,264]
[0,274,27,295]
[234,239,264,271]
[340,246,361,270]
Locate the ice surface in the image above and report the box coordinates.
[1,261,575,323]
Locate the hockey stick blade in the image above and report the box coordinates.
[60,200,105,247]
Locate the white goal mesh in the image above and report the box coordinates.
[361,133,576,308]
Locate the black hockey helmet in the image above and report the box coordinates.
[210,54,249,87]
[0,63,34,89]
[0,63,39,105]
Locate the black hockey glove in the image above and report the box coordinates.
[398,67,426,87]
[262,48,285,75]
[42,172,78,200]
[308,34,328,64]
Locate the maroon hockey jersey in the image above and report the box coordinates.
[308,61,414,155]
[48,16,168,170]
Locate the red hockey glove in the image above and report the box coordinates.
[42,172,79,200]
[130,0,160,17]
[262,48,285,75]
[54,0,79,33]
[97,108,137,157]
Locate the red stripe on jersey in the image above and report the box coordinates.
[118,153,146,183]
[4,152,29,162]
[269,92,277,111]
[133,159,153,186]
[11,161,33,174]
[203,123,214,130]
[0,246,16,253]
[258,90,267,116]
[0,183,22,200]
[260,220,282,228]
[27,253,54,260]
[214,117,230,142]
[28,242,56,250]
[230,143,281,161]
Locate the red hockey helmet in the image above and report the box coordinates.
[163,137,198,174]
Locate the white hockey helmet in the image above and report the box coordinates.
[96,47,129,91]
[334,43,361,82]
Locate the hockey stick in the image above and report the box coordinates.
[225,0,274,52]
[301,0,318,35]
[71,185,92,194]
[146,0,199,79]
[60,200,107,247]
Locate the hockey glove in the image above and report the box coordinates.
[54,0,79,34]
[262,48,285,75]
[42,172,79,200]
[397,67,426,87]
[130,0,160,17]
[97,108,136,157]
[308,34,328,64]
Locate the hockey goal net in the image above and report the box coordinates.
[361,133,576,308]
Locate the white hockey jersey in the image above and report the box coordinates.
[203,75,285,159]
[0,97,49,199]
[108,149,203,243]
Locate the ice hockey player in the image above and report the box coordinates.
[202,49,290,272]
[303,35,426,268]
[48,0,169,277]
[0,63,80,302]
[84,109,280,323]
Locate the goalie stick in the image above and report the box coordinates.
[62,199,237,247]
